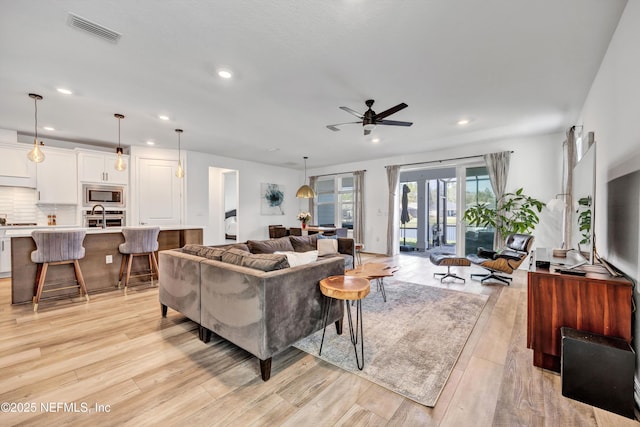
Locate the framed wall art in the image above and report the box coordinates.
[261,183,285,215]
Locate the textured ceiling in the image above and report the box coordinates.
[0,0,627,169]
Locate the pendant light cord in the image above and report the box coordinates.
[34,96,38,141]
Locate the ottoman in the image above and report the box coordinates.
[429,253,471,283]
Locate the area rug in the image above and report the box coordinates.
[294,280,488,407]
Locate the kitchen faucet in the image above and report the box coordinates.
[91,204,106,229]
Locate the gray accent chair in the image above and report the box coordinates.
[31,229,89,311]
[118,226,160,289]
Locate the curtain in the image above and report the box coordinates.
[308,176,317,217]
[353,170,365,244]
[386,165,401,256]
[563,127,577,249]
[484,151,511,248]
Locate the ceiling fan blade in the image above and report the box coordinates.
[339,106,364,119]
[377,119,413,127]
[326,121,360,131]
[374,103,408,120]
[364,128,372,136]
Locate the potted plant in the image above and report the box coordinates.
[297,211,311,229]
[463,187,545,238]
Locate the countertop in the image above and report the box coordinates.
[3,225,203,238]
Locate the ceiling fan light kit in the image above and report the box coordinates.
[296,156,316,198]
[326,99,413,135]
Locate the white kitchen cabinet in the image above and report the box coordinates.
[137,158,182,225]
[0,143,37,188]
[0,237,10,275]
[36,148,78,204]
[78,152,128,185]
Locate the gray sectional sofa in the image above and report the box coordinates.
[159,235,355,380]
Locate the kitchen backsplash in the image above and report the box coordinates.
[0,187,78,226]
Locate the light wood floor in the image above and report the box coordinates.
[0,253,637,426]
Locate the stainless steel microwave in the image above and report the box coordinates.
[83,184,125,208]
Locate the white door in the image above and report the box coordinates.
[138,158,182,225]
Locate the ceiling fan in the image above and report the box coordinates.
[326,99,413,135]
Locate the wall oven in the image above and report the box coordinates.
[83,184,125,208]
[83,210,126,228]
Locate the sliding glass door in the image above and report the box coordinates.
[462,166,496,255]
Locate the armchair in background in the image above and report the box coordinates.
[466,233,534,285]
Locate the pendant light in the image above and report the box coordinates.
[114,113,126,171]
[27,93,45,163]
[175,129,185,178]
[296,156,316,198]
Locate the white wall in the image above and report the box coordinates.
[308,132,563,255]
[185,151,305,245]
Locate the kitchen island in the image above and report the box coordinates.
[9,226,203,304]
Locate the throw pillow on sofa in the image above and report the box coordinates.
[317,238,338,256]
[182,244,226,260]
[289,235,318,252]
[241,253,290,271]
[275,250,318,267]
[248,237,294,254]
[222,248,249,265]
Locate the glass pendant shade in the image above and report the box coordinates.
[27,93,45,163]
[114,114,126,171]
[115,147,126,171]
[27,140,45,163]
[175,129,185,178]
[296,156,316,198]
[176,160,185,178]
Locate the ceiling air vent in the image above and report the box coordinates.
[67,12,121,43]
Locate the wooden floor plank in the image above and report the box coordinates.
[0,252,636,426]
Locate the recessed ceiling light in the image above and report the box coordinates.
[218,70,233,79]
[146,140,155,146]
[43,126,55,131]
[158,115,170,121]
[372,138,380,143]
[457,119,470,126]
[56,88,73,95]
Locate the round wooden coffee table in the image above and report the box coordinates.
[319,275,370,370]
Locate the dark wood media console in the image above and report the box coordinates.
[527,260,633,373]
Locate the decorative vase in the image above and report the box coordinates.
[301,222,307,229]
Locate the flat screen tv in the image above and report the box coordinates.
[606,169,640,278]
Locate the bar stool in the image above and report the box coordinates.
[31,230,89,312]
[118,226,160,290]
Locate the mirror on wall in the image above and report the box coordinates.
[571,133,595,264]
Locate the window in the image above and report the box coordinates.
[315,175,355,229]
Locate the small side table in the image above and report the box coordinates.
[319,275,370,370]
[345,263,398,302]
